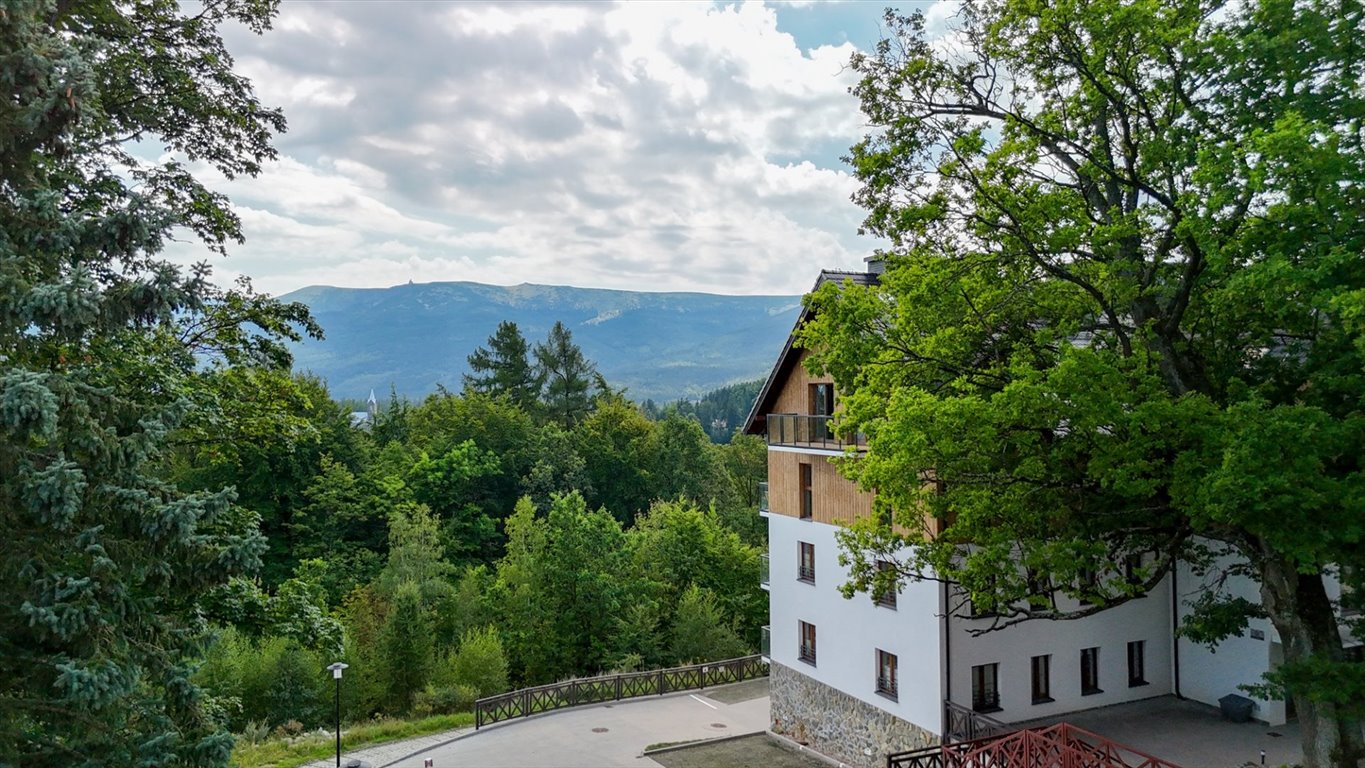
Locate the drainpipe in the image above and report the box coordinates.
[1172,562,1182,699]
[942,581,952,714]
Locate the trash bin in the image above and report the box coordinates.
[1219,693,1255,723]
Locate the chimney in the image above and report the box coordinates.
[864,255,886,275]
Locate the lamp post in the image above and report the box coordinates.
[326,662,349,768]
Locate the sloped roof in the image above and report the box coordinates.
[742,269,880,435]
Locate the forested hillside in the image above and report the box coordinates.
[175,323,769,736]
[642,379,765,443]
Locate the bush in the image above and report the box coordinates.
[449,625,509,697]
[413,684,477,716]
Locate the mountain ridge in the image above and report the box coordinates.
[280,280,804,403]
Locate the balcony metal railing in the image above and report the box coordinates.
[757,481,769,513]
[766,413,867,450]
[760,553,770,587]
[761,625,771,657]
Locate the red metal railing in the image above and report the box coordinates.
[888,722,1183,768]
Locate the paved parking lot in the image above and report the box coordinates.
[388,681,771,768]
[1024,695,1304,768]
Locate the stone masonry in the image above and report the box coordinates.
[769,661,938,768]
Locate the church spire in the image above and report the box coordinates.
[367,388,378,419]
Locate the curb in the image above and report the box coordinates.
[640,729,767,757]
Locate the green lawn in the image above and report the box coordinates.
[231,712,474,768]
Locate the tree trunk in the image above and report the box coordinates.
[1258,550,1365,768]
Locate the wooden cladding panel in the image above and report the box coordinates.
[767,450,873,525]
[771,349,833,416]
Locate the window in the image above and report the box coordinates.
[1128,641,1147,687]
[809,383,835,441]
[1124,553,1143,585]
[1077,569,1100,607]
[1342,566,1359,617]
[798,542,816,583]
[875,560,897,609]
[876,650,899,700]
[799,463,813,520]
[1031,655,1052,704]
[971,663,1000,713]
[1080,647,1102,695]
[798,621,817,665]
[809,382,835,416]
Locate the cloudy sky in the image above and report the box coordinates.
[173,1,952,297]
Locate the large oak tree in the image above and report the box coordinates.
[801,1,1364,766]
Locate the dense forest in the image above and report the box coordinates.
[179,320,769,736]
[641,379,764,443]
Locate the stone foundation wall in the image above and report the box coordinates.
[769,661,939,768]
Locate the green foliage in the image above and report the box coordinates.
[379,582,434,714]
[809,1,1365,765]
[668,585,747,665]
[447,626,510,697]
[379,504,452,595]
[0,0,324,763]
[464,320,541,411]
[647,413,735,510]
[641,378,764,443]
[535,321,597,426]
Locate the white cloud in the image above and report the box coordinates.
[173,0,948,297]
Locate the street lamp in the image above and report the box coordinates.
[326,662,349,768]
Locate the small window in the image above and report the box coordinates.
[1081,647,1102,695]
[876,649,898,700]
[1031,655,1052,704]
[809,382,835,416]
[971,663,1000,713]
[1127,641,1147,687]
[875,560,897,609]
[799,463,813,520]
[1124,553,1143,585]
[798,621,817,665]
[1077,569,1100,607]
[798,542,816,584]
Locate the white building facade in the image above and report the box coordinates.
[746,269,1351,768]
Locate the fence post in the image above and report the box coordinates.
[701,665,707,689]
[658,668,665,695]
[522,689,531,719]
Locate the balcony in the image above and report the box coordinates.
[766,413,867,451]
[760,553,770,589]
[757,481,769,516]
[761,625,771,658]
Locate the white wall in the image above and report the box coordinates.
[768,512,945,734]
[949,575,1174,724]
[1175,555,1282,724]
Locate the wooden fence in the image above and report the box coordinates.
[474,655,768,729]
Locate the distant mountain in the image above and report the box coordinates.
[279,281,803,403]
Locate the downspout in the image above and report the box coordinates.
[1172,562,1182,699]
[942,580,952,729]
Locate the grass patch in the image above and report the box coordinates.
[232,712,474,768]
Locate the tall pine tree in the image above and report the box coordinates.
[534,321,596,427]
[0,1,308,764]
[463,321,540,410]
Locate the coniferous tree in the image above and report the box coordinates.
[379,582,433,714]
[0,2,308,765]
[464,321,540,410]
[534,321,597,427]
